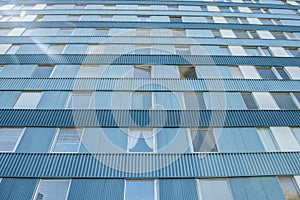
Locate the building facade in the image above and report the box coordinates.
[0,0,300,199]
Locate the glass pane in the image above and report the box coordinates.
[35,180,70,200]
[257,128,278,151]
[0,128,23,151]
[292,128,300,145]
[256,68,277,79]
[14,92,42,109]
[191,130,218,152]
[128,130,153,152]
[67,93,92,109]
[279,177,300,200]
[179,67,197,79]
[52,129,82,152]
[31,66,53,78]
[199,179,233,200]
[184,93,206,109]
[272,93,298,109]
[125,180,154,200]
[276,68,290,79]
[131,92,151,109]
[241,93,258,109]
[134,66,151,78]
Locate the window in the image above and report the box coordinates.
[67,15,81,21]
[257,128,279,151]
[172,29,185,37]
[241,93,258,109]
[175,45,191,55]
[47,44,65,54]
[247,31,260,39]
[234,30,249,38]
[179,66,197,78]
[256,67,277,79]
[184,92,206,110]
[93,28,109,36]
[130,92,152,109]
[136,29,150,36]
[275,67,290,79]
[137,15,150,22]
[272,32,286,39]
[229,66,244,78]
[190,129,218,152]
[244,47,261,56]
[0,128,23,152]
[212,29,221,38]
[168,5,178,10]
[226,17,239,23]
[272,93,298,109]
[170,16,182,22]
[67,92,92,109]
[279,177,300,200]
[77,65,103,77]
[125,180,156,200]
[128,129,154,152]
[33,180,70,200]
[198,179,233,200]
[31,65,54,78]
[57,28,74,36]
[134,65,151,78]
[14,92,42,109]
[292,128,300,145]
[52,129,82,152]
[286,48,300,57]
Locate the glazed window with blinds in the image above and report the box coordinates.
[52,129,83,152]
[128,129,154,152]
[190,129,218,152]
[33,179,70,200]
[279,177,300,200]
[0,128,23,152]
[125,180,156,200]
[256,68,277,79]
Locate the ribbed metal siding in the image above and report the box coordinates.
[1,22,300,32]
[6,0,300,9]
[0,55,299,66]
[0,152,298,178]
[159,179,199,200]
[0,110,299,127]
[0,78,299,92]
[0,178,37,200]
[1,37,300,47]
[68,179,124,200]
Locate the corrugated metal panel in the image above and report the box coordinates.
[0,109,299,127]
[5,0,300,9]
[0,78,299,92]
[159,179,198,200]
[0,178,38,200]
[1,37,300,47]
[0,55,299,66]
[68,179,124,200]
[0,152,298,178]
[1,22,300,32]
[229,177,286,200]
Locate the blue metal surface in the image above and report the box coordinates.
[0,109,299,127]
[0,152,298,178]
[0,178,37,200]
[0,55,299,66]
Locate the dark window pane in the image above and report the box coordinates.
[257,68,277,79]
[191,130,218,152]
[293,93,300,103]
[31,66,53,78]
[272,93,298,109]
[170,17,182,22]
[184,93,206,109]
[276,68,290,79]
[179,67,197,79]
[241,93,258,109]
